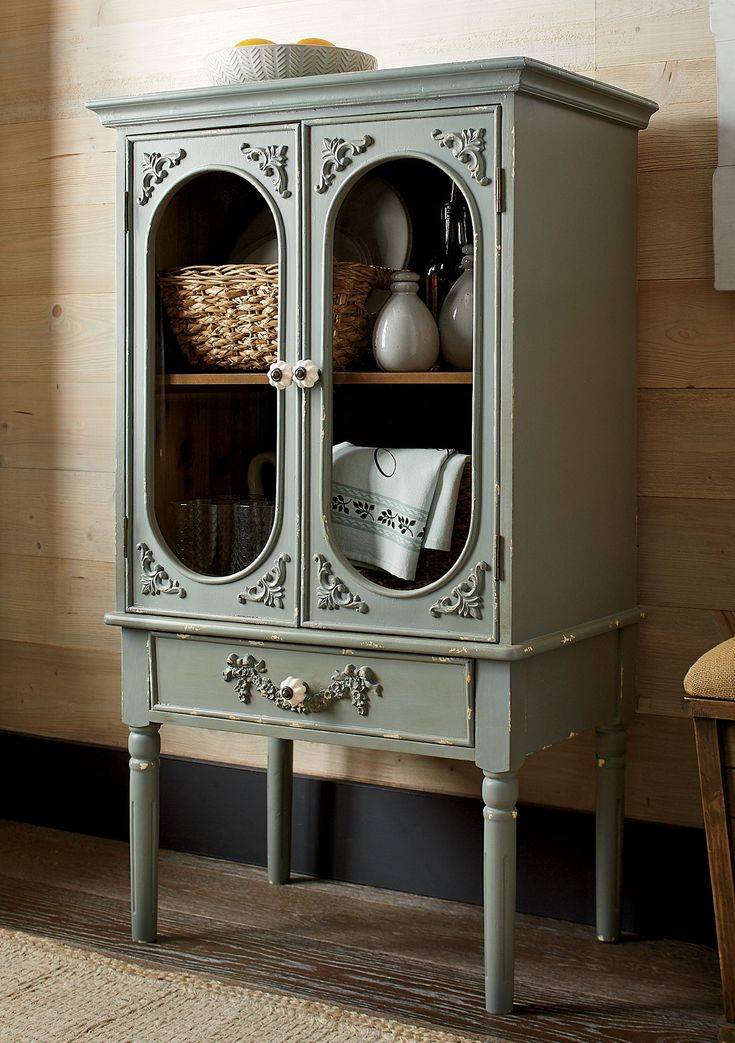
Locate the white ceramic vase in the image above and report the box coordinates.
[438,244,474,370]
[372,270,440,372]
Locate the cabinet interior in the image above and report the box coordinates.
[151,160,475,586]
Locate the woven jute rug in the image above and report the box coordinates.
[0,928,498,1043]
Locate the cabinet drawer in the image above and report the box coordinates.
[150,635,474,748]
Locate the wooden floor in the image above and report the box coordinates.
[0,820,724,1042]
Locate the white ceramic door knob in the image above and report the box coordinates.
[293,359,320,388]
[267,361,293,389]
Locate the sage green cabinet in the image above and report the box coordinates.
[90,57,656,1015]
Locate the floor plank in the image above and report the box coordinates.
[0,820,723,1042]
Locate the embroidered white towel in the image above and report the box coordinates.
[423,450,470,552]
[331,443,467,580]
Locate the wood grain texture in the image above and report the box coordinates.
[0,294,115,383]
[595,0,714,66]
[521,714,703,828]
[638,167,715,281]
[0,822,722,1041]
[638,497,735,609]
[0,467,115,562]
[638,278,735,388]
[0,639,124,743]
[0,381,115,472]
[597,59,717,172]
[638,389,735,498]
[636,605,735,717]
[0,555,116,651]
[0,114,115,210]
[0,203,114,295]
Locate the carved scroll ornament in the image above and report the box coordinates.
[314,554,368,613]
[315,135,374,193]
[431,128,491,186]
[223,653,382,716]
[240,142,291,198]
[137,149,187,205]
[237,553,290,609]
[429,561,490,619]
[137,542,187,598]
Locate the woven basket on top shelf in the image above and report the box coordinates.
[158,262,392,372]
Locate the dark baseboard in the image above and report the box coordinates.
[0,731,715,946]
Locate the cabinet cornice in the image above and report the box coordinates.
[88,56,656,132]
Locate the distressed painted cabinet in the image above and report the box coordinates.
[90,58,656,1014]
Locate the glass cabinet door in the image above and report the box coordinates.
[303,110,500,640]
[128,127,300,623]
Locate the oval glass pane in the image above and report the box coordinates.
[329,160,475,591]
[152,171,278,577]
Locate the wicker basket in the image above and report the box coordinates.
[357,460,473,591]
[158,262,392,372]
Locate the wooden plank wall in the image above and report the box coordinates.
[0,0,731,830]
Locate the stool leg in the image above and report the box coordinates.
[129,724,160,943]
[483,769,519,1014]
[694,716,735,1037]
[267,737,293,885]
[595,724,626,942]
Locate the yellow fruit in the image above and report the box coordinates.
[235,38,274,46]
[296,37,335,46]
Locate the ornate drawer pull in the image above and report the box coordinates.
[223,653,381,716]
[267,361,293,389]
[293,359,320,388]
[279,675,308,708]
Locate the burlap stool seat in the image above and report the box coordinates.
[685,637,735,701]
[684,638,735,1043]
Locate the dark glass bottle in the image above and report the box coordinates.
[424,185,469,320]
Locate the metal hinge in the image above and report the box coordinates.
[124,190,129,233]
[123,516,129,557]
[493,534,504,581]
[494,168,504,214]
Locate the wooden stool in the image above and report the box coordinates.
[685,636,735,1043]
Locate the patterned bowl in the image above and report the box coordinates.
[205,43,377,85]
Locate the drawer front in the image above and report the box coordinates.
[151,635,473,747]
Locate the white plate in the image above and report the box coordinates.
[229,228,371,265]
[228,174,411,270]
[228,207,278,264]
[336,175,411,270]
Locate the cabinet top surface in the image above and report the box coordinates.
[88,55,657,130]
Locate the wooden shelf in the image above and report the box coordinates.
[333,371,472,385]
[164,373,269,386]
[162,371,472,387]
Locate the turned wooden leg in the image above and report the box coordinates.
[595,724,626,942]
[267,737,293,885]
[483,769,519,1014]
[128,724,160,942]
